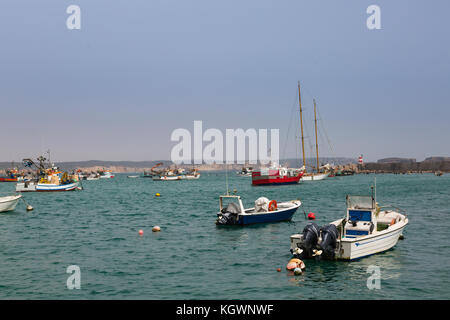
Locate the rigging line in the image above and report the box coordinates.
[282,90,301,162]
[317,107,335,155]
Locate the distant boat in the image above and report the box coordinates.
[216,195,301,225]
[99,171,115,179]
[127,175,139,178]
[251,165,304,186]
[237,167,253,176]
[0,165,24,182]
[0,194,22,212]
[16,156,81,192]
[296,82,330,182]
[435,171,443,176]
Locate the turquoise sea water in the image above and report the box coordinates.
[0,173,449,299]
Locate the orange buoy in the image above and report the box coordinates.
[307,212,316,220]
[138,229,144,236]
[277,268,281,272]
[286,258,305,271]
[268,200,277,211]
[152,226,161,232]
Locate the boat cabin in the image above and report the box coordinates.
[344,195,377,238]
[219,195,245,214]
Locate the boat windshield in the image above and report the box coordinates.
[346,195,374,209]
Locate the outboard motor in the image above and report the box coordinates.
[294,223,320,258]
[319,224,339,259]
[216,202,240,225]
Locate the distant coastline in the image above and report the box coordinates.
[1,156,449,174]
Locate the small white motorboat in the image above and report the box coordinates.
[290,189,408,260]
[0,194,22,213]
[127,175,139,178]
[99,171,115,179]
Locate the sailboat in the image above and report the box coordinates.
[297,82,330,181]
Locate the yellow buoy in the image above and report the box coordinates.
[155,193,161,197]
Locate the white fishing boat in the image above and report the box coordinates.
[0,194,22,212]
[153,175,182,181]
[127,175,139,178]
[16,181,79,192]
[99,171,115,179]
[290,186,408,261]
[17,156,81,192]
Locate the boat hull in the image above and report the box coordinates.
[300,172,329,181]
[238,206,299,225]
[252,172,303,186]
[339,222,407,260]
[0,195,21,212]
[0,177,18,182]
[16,182,79,192]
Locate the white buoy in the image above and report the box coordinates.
[294,268,302,275]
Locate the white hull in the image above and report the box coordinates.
[333,217,408,260]
[100,174,114,179]
[86,177,100,181]
[183,174,200,180]
[0,195,22,212]
[300,172,329,181]
[16,182,79,192]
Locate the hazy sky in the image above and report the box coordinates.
[0,0,449,162]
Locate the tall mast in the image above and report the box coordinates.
[314,99,320,173]
[298,81,306,168]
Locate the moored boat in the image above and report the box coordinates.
[99,171,115,179]
[0,194,22,212]
[251,165,304,186]
[216,195,301,225]
[16,156,81,192]
[237,166,253,176]
[289,187,408,260]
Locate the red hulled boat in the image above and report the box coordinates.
[252,166,304,186]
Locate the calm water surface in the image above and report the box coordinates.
[0,173,449,299]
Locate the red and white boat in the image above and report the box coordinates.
[252,165,304,186]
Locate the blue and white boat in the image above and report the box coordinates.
[290,191,408,260]
[216,195,301,225]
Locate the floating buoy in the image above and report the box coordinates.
[155,193,161,197]
[152,226,161,232]
[294,267,302,275]
[277,268,281,272]
[26,205,33,211]
[138,229,144,236]
[307,212,316,220]
[286,258,305,271]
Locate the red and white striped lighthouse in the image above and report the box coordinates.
[358,155,363,165]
